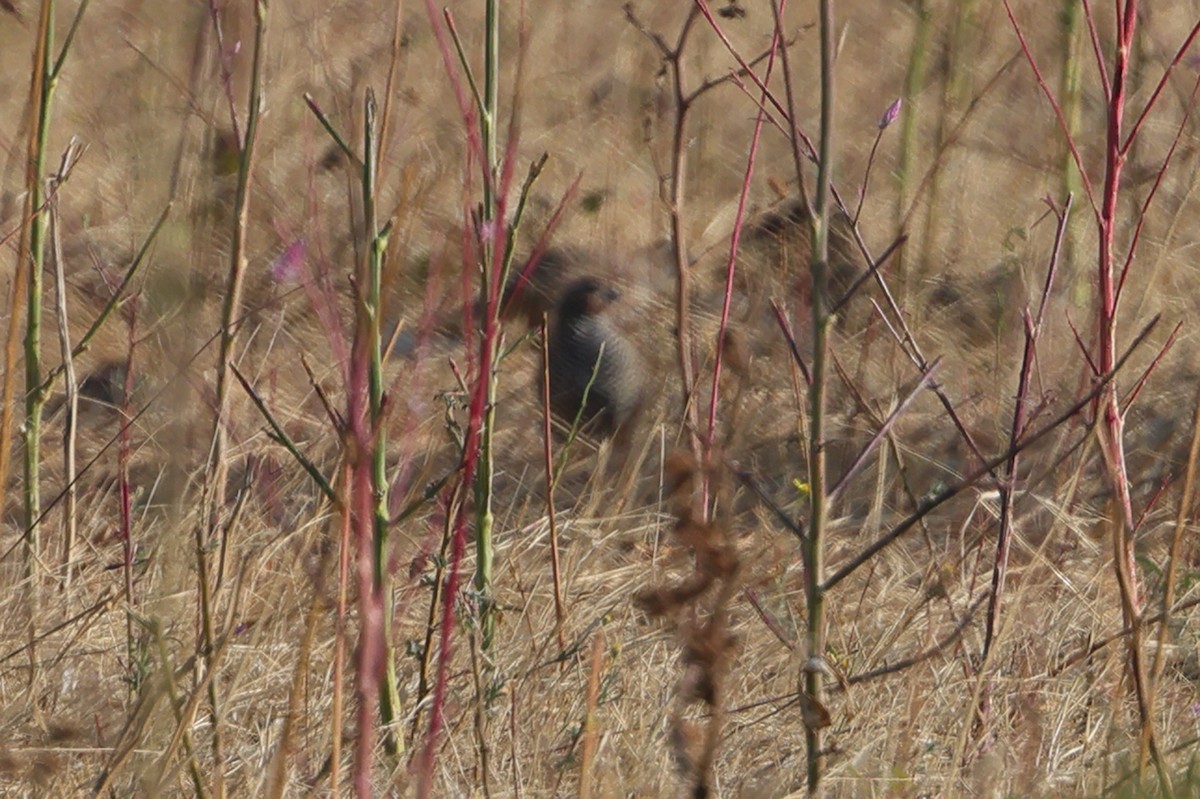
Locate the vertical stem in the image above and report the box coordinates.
[669,13,703,468]
[804,0,834,793]
[0,0,87,536]
[704,25,782,513]
[916,0,976,287]
[541,317,566,651]
[578,634,604,799]
[50,159,77,594]
[981,197,1070,731]
[207,0,265,529]
[894,0,930,286]
[199,6,267,795]
[1097,0,1134,608]
[475,0,501,650]
[118,303,138,690]
[1094,1,1168,790]
[1059,0,1083,198]
[670,101,701,467]
[475,382,497,655]
[483,0,499,201]
[330,460,353,798]
[20,0,55,672]
[475,402,497,652]
[351,431,381,795]
[1059,0,1084,303]
[412,488,458,744]
[627,6,703,474]
[362,90,402,751]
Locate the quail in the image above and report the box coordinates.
[501,246,595,329]
[548,277,646,439]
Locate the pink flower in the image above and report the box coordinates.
[270,239,307,284]
[477,218,500,245]
[878,98,902,130]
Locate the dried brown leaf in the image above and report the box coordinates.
[797,690,832,731]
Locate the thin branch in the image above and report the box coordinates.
[842,594,989,688]
[1079,0,1111,97]
[769,300,811,385]
[1003,0,1099,219]
[823,314,1160,593]
[1117,72,1200,304]
[828,233,906,315]
[1120,19,1200,154]
[828,359,941,503]
[230,364,338,505]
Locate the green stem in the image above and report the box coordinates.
[23,0,57,623]
[37,205,169,396]
[894,0,930,289]
[805,0,835,793]
[916,0,977,289]
[483,0,499,205]
[362,92,402,753]
[475,0,501,651]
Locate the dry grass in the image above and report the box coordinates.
[2,0,1200,797]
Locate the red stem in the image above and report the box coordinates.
[704,15,782,506]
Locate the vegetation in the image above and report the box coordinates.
[1,0,1199,796]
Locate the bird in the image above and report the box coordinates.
[547,276,647,439]
[500,245,599,329]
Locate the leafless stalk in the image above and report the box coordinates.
[824,314,1159,593]
[578,633,604,799]
[192,5,267,793]
[48,140,85,593]
[540,316,566,651]
[626,3,785,465]
[982,194,1072,662]
[1005,1,1200,786]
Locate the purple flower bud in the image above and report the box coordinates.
[878,98,902,130]
[478,218,500,244]
[270,239,307,284]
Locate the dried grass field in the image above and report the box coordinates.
[2,0,1200,796]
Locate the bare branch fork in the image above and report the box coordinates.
[983,193,1072,662]
[969,193,1073,751]
[624,3,788,467]
[822,313,1160,594]
[1002,1,1200,785]
[696,0,1002,510]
